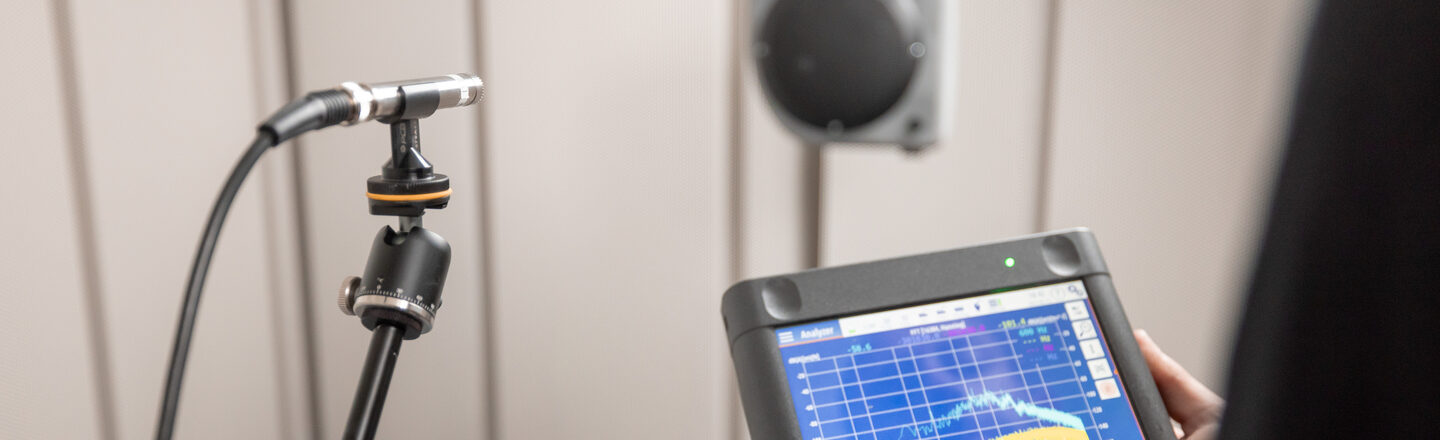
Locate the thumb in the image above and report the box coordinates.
[1133,329,1223,436]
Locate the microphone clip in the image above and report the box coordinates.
[364,119,451,217]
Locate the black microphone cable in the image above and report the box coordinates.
[154,89,352,440]
[154,74,482,440]
[154,131,272,439]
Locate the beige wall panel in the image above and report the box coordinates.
[822,1,1050,266]
[285,0,487,438]
[0,1,104,438]
[482,0,732,438]
[65,0,288,438]
[247,0,315,438]
[733,3,1051,438]
[1043,1,1312,390]
[730,1,814,438]
[737,14,811,280]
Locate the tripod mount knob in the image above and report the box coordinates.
[338,276,361,316]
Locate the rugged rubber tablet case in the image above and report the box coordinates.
[721,228,1175,440]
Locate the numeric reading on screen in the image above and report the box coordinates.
[774,280,1145,440]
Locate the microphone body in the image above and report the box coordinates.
[261,73,484,143]
[341,74,484,124]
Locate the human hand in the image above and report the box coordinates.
[1134,329,1224,440]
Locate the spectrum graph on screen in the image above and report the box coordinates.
[775,280,1145,440]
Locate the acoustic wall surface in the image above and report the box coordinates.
[62,0,291,438]
[821,0,1052,268]
[0,1,1310,438]
[1043,0,1311,389]
[0,1,105,438]
[482,0,735,438]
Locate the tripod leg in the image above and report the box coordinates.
[343,322,405,440]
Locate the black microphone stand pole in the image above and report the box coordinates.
[336,118,454,440]
[344,321,404,438]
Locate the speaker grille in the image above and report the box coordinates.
[758,0,919,130]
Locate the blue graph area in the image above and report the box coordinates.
[776,287,1145,440]
[894,390,1084,440]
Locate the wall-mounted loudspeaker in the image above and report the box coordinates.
[753,0,953,151]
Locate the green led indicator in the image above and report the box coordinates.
[1004,257,1016,268]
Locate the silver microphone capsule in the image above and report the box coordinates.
[338,73,484,124]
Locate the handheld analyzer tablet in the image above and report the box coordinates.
[722,228,1174,440]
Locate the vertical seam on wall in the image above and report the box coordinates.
[801,143,824,268]
[725,0,747,437]
[275,1,326,438]
[256,156,297,439]
[1033,0,1063,233]
[243,0,296,438]
[470,0,498,438]
[50,0,118,438]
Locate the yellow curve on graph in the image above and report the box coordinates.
[994,426,1089,440]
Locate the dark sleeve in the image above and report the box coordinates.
[1219,1,1440,439]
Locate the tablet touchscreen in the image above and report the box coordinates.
[774,280,1145,440]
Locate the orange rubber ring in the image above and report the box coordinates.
[365,189,452,202]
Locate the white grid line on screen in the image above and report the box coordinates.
[1007,325,1043,438]
[806,339,1021,392]
[812,363,1076,411]
[967,330,1003,439]
[800,321,1103,440]
[802,330,1071,409]
[1058,321,1103,440]
[840,353,863,436]
[946,338,986,438]
[894,347,939,439]
[803,361,825,438]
